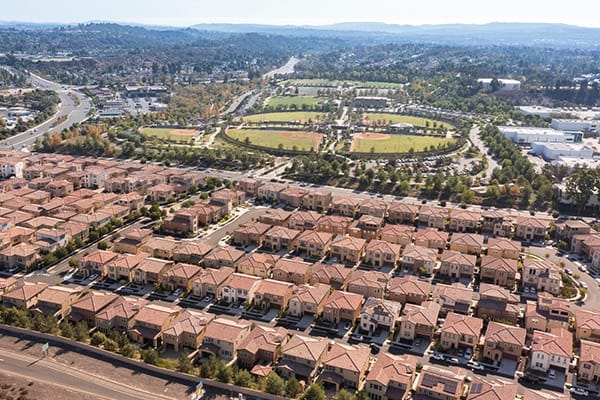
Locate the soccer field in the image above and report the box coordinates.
[363,113,453,130]
[139,127,200,142]
[351,132,456,153]
[227,128,322,151]
[241,111,326,123]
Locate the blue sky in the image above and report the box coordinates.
[3,0,599,27]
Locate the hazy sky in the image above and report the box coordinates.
[3,0,599,27]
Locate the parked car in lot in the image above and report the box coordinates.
[548,368,556,379]
[580,281,589,289]
[564,268,573,275]
[88,274,99,281]
[431,352,445,361]
[466,360,484,371]
[447,357,460,365]
[570,387,589,397]
[172,288,183,297]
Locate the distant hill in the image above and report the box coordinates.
[190,22,600,48]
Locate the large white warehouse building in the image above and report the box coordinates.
[530,142,594,161]
[551,119,600,133]
[499,126,581,144]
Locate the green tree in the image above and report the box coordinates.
[265,372,285,395]
[120,343,138,358]
[104,339,119,352]
[216,363,233,383]
[301,383,326,400]
[68,258,80,268]
[334,389,356,400]
[97,240,108,250]
[285,376,302,398]
[565,168,599,214]
[59,320,75,339]
[73,321,90,342]
[141,348,159,365]
[91,331,108,346]
[177,350,194,374]
[234,369,254,388]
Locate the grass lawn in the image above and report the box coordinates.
[364,113,453,130]
[351,132,456,153]
[140,127,200,142]
[241,111,325,123]
[266,96,323,109]
[227,128,322,151]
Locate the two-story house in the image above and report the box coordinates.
[439,312,483,352]
[237,325,289,369]
[288,283,331,318]
[320,343,371,391]
[162,310,215,351]
[322,289,365,325]
[359,297,402,334]
[363,240,402,269]
[387,276,431,305]
[529,327,573,375]
[482,321,526,363]
[365,353,417,400]
[277,334,329,383]
[397,301,441,342]
[200,318,252,361]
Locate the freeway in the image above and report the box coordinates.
[0,69,92,150]
[0,347,179,400]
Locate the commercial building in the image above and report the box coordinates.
[499,126,581,144]
[530,142,594,161]
[551,118,600,133]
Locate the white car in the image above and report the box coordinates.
[466,360,484,371]
[570,387,589,397]
[464,348,472,359]
[88,273,99,281]
[580,281,589,289]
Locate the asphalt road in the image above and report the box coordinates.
[0,347,178,400]
[262,56,299,80]
[0,70,92,149]
[468,124,499,177]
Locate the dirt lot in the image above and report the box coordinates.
[0,372,97,400]
[0,333,192,400]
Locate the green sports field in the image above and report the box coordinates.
[363,113,453,130]
[241,111,325,123]
[227,128,322,151]
[351,132,456,153]
[266,96,323,109]
[139,127,200,142]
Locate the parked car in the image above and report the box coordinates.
[570,387,589,397]
[369,343,381,354]
[88,274,99,281]
[464,348,472,359]
[548,369,556,379]
[343,322,351,330]
[564,268,573,275]
[431,352,445,361]
[457,348,464,357]
[172,288,183,297]
[466,360,484,371]
[414,337,421,347]
[447,357,460,365]
[580,281,589,289]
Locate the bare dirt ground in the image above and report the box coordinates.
[171,129,200,137]
[0,371,97,400]
[0,334,192,400]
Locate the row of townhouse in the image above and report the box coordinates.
[248,179,553,240]
[0,279,587,392]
